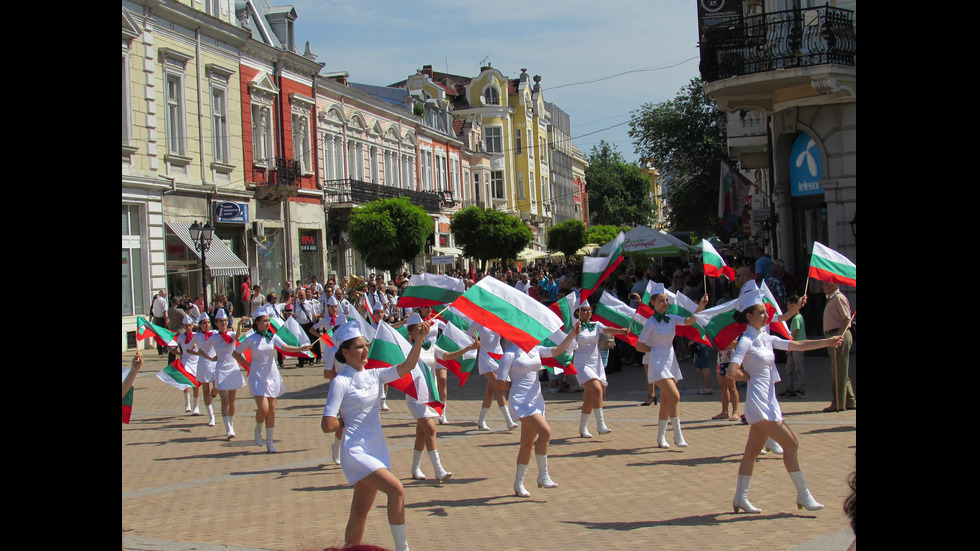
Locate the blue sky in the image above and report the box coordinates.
[289,0,701,164]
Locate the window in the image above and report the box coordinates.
[484,127,502,154]
[292,113,312,174]
[122,205,146,317]
[384,150,398,187]
[165,73,186,155]
[517,172,525,200]
[402,154,415,189]
[515,128,523,155]
[323,133,343,180]
[205,0,221,18]
[434,153,446,190]
[122,52,131,146]
[370,146,379,183]
[527,127,534,159]
[450,158,460,192]
[491,170,505,200]
[212,86,229,163]
[473,172,481,204]
[252,104,274,166]
[347,140,364,180]
[484,86,500,105]
[421,150,433,191]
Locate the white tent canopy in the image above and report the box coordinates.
[597,226,695,257]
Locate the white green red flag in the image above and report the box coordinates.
[580,231,625,302]
[435,306,472,332]
[157,357,200,390]
[593,292,648,347]
[635,282,710,346]
[122,366,134,423]
[365,321,419,400]
[236,330,252,375]
[398,273,465,308]
[270,316,316,359]
[362,295,379,325]
[543,293,579,375]
[407,357,444,415]
[346,306,377,342]
[451,275,564,353]
[135,316,177,348]
[435,322,478,386]
[808,241,856,287]
[540,328,577,376]
[548,292,579,331]
[702,240,735,280]
[694,282,789,348]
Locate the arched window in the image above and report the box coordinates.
[483,86,500,105]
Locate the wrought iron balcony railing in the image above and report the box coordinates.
[324,178,443,212]
[699,4,856,83]
[251,157,304,188]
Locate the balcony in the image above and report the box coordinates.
[699,5,855,83]
[250,157,304,201]
[324,178,443,213]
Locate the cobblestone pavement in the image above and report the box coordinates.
[123,344,856,551]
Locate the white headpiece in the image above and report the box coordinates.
[325,295,338,306]
[182,314,195,325]
[252,304,275,319]
[738,280,758,296]
[333,320,363,345]
[735,289,765,312]
[197,312,211,324]
[404,312,423,327]
[213,309,228,320]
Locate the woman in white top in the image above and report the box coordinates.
[205,309,246,439]
[469,322,518,431]
[191,312,218,426]
[634,285,709,448]
[496,326,579,498]
[160,314,203,415]
[572,304,629,438]
[233,306,313,453]
[321,320,430,551]
[727,290,843,514]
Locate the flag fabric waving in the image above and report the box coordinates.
[580,231,625,302]
[593,292,648,347]
[435,306,472,332]
[451,275,564,353]
[122,366,134,424]
[435,322,478,386]
[270,316,316,359]
[406,358,444,415]
[808,241,856,287]
[157,357,200,390]
[398,273,465,308]
[346,306,378,342]
[634,282,711,346]
[365,321,420,401]
[543,292,580,375]
[135,316,177,348]
[694,282,789,349]
[702,240,736,280]
[548,291,580,332]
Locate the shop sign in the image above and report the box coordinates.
[790,133,824,197]
[432,255,454,265]
[214,202,250,223]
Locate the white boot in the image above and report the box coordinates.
[224,416,236,440]
[184,391,192,413]
[428,450,452,482]
[501,406,518,430]
[514,463,531,497]
[265,427,277,453]
[789,471,824,511]
[671,417,688,447]
[595,408,612,434]
[477,407,491,431]
[206,404,215,427]
[331,436,341,464]
[657,419,670,448]
[535,454,558,489]
[192,394,200,415]
[389,523,409,551]
[254,422,264,446]
[732,474,762,513]
[411,449,426,480]
[765,437,784,454]
[579,412,593,438]
[439,406,448,425]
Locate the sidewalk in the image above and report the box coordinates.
[123,344,856,551]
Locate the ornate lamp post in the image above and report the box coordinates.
[189,220,214,307]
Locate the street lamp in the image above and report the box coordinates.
[189,220,214,308]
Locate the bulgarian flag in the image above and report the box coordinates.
[694,282,789,348]
[548,291,580,330]
[451,275,564,354]
[540,329,577,376]
[398,273,465,308]
[435,306,472,332]
[122,366,134,424]
[135,316,177,348]
[318,326,335,349]
[436,322,478,386]
[808,241,856,287]
[157,357,200,390]
[702,239,736,280]
[365,321,419,400]
[635,282,710,346]
[543,292,580,375]
[269,316,316,359]
[407,358,445,415]
[593,292,648,347]
[236,330,252,375]
[580,231,625,302]
[346,306,378,342]
[362,295,379,325]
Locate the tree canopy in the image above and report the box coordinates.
[547,219,586,260]
[628,78,728,237]
[347,197,431,275]
[584,141,655,228]
[585,224,628,246]
[450,206,531,266]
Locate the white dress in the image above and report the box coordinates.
[638,314,686,383]
[176,333,199,378]
[498,344,556,420]
[235,332,287,398]
[573,322,607,386]
[731,325,790,425]
[208,331,246,391]
[468,322,503,374]
[192,330,217,384]
[323,364,403,484]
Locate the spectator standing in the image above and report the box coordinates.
[150,290,168,355]
[822,282,855,412]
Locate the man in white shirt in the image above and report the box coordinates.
[515,273,531,294]
[292,289,319,366]
[151,290,168,355]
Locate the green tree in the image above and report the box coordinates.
[585,224,628,246]
[547,219,586,260]
[347,197,431,275]
[628,77,728,237]
[450,206,531,268]
[584,141,655,227]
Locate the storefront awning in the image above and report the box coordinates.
[166,221,249,277]
[432,246,463,256]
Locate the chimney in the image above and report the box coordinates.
[422,65,434,79]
